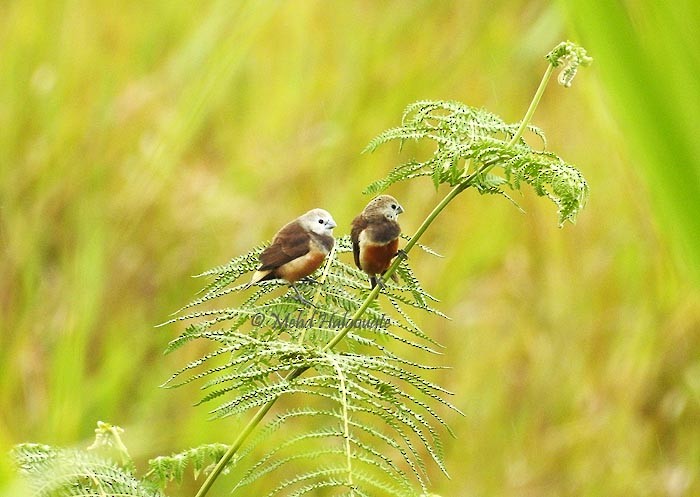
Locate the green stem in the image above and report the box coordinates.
[460,62,554,184]
[194,362,310,497]
[507,62,554,148]
[194,399,276,497]
[193,56,557,497]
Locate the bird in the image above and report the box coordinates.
[350,195,404,289]
[250,208,336,303]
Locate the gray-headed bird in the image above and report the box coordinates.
[251,208,336,303]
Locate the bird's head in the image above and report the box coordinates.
[364,195,404,222]
[301,208,337,236]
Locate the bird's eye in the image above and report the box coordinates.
[318,219,324,224]
[391,204,397,209]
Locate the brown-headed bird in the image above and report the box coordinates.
[351,195,404,289]
[250,208,336,303]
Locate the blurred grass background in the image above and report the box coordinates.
[1,1,699,496]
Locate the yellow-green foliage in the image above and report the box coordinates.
[2,2,699,497]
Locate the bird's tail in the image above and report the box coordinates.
[250,269,273,286]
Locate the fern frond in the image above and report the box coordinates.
[545,40,593,87]
[363,160,432,196]
[400,234,443,258]
[363,100,589,224]
[213,348,456,494]
[12,442,159,497]
[146,443,230,487]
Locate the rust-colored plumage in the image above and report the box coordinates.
[350,195,404,289]
[251,208,336,302]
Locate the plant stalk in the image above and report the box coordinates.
[508,62,554,147]
[194,56,556,497]
[193,398,275,497]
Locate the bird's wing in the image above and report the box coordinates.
[350,215,367,270]
[259,221,311,270]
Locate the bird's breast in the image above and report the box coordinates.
[358,237,399,275]
[276,250,326,283]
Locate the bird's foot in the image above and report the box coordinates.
[290,284,315,307]
[394,249,408,261]
[371,276,387,290]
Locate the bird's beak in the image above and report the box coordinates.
[397,204,404,214]
[327,219,337,229]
